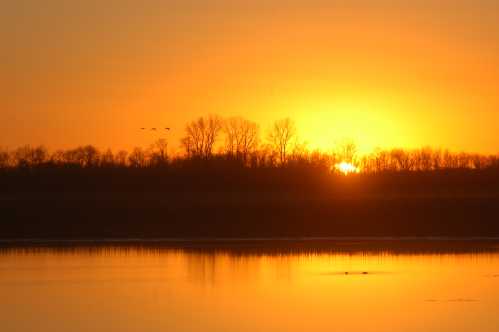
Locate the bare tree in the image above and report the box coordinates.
[128,147,147,168]
[13,145,48,167]
[415,147,434,171]
[390,148,414,171]
[471,153,487,170]
[223,117,259,161]
[376,149,391,172]
[62,148,78,166]
[115,150,128,167]
[59,145,100,167]
[150,138,169,166]
[181,115,223,159]
[289,140,309,163]
[457,152,472,169]
[79,145,100,167]
[442,149,457,169]
[335,140,358,165]
[50,150,65,165]
[0,148,10,168]
[267,118,296,165]
[431,149,443,170]
[180,136,193,157]
[100,149,115,167]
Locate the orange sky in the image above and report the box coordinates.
[2,0,499,154]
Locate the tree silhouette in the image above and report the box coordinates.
[390,149,414,171]
[223,117,259,162]
[0,148,10,168]
[336,140,358,165]
[150,138,169,166]
[267,118,296,165]
[128,147,147,168]
[115,150,128,167]
[101,149,115,167]
[13,145,48,167]
[80,145,100,167]
[1,114,499,176]
[181,115,223,159]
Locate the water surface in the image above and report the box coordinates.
[1,242,499,332]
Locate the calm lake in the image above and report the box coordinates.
[1,241,499,332]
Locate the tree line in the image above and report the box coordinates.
[1,115,498,173]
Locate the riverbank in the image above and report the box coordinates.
[2,191,499,239]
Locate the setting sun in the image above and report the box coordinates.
[335,162,359,175]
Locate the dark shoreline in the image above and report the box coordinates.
[3,193,499,239]
[3,170,499,240]
[2,237,499,256]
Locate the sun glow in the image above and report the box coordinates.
[335,162,359,175]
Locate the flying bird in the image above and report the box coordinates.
[165,128,170,130]
[151,128,157,131]
[140,128,145,130]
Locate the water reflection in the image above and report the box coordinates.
[1,241,499,332]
